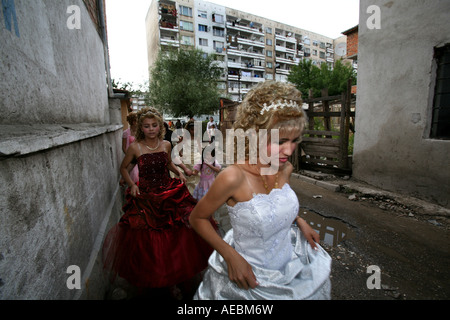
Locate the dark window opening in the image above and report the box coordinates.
[431,44,450,139]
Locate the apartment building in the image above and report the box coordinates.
[145,0,336,101]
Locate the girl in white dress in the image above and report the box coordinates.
[189,81,331,300]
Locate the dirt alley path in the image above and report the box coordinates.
[289,175,450,300]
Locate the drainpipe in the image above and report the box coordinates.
[97,0,115,98]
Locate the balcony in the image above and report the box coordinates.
[286,36,297,44]
[227,47,265,59]
[275,45,287,53]
[214,47,226,54]
[228,87,251,95]
[276,56,297,65]
[275,68,290,75]
[237,37,265,48]
[159,2,177,17]
[160,37,179,47]
[227,61,265,70]
[275,45,296,55]
[275,34,286,41]
[227,73,265,83]
[160,20,178,32]
[226,21,264,36]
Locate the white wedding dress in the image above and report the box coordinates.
[194,183,332,300]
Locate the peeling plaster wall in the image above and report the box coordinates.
[0,0,109,124]
[0,0,123,299]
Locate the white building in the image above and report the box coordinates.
[145,0,336,101]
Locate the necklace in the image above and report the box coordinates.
[144,139,160,151]
[260,171,279,193]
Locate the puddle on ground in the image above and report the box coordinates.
[299,208,355,247]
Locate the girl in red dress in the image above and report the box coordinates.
[102,107,214,299]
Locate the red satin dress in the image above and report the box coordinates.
[102,151,214,288]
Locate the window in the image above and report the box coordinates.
[319,51,326,59]
[199,38,208,46]
[213,40,224,51]
[266,39,272,46]
[213,26,225,37]
[198,10,207,19]
[212,13,224,23]
[180,20,193,31]
[180,5,192,17]
[304,47,310,57]
[266,50,272,57]
[266,27,272,34]
[267,62,273,68]
[198,24,208,32]
[430,44,450,139]
[181,35,194,46]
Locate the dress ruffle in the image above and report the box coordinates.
[194,227,331,300]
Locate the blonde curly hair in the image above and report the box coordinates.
[232,81,306,160]
[135,107,166,141]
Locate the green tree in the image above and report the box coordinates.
[288,59,356,98]
[287,59,318,97]
[147,47,222,118]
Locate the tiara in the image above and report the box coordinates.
[141,110,161,118]
[260,99,300,115]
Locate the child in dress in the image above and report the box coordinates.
[192,148,221,201]
[103,107,215,299]
[121,112,139,184]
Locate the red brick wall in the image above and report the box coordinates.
[82,0,106,37]
[345,28,359,58]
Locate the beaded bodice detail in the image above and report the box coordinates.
[137,152,170,189]
[226,184,299,270]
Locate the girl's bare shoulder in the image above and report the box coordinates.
[215,165,245,187]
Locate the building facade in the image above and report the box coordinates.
[145,0,336,101]
[0,0,123,299]
[353,0,450,208]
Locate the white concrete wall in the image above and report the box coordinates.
[194,0,226,55]
[146,0,161,72]
[353,0,450,208]
[0,0,123,299]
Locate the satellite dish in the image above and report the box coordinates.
[335,42,346,56]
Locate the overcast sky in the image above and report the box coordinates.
[104,0,360,88]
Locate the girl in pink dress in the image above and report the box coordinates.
[192,148,221,201]
[122,112,139,183]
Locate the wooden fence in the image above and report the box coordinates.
[219,98,239,137]
[219,81,355,175]
[295,79,355,175]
